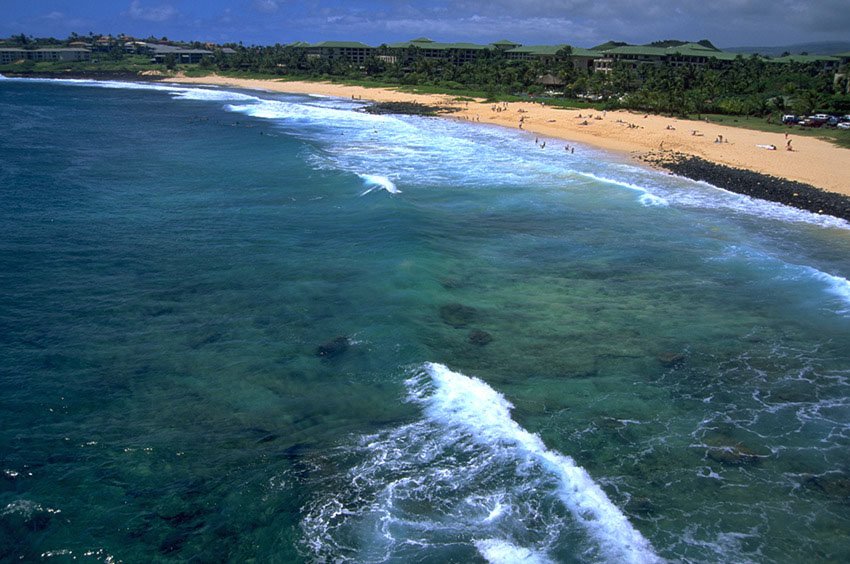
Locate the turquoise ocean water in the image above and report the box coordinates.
[1,77,849,563]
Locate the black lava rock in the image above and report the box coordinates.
[644,152,850,221]
[362,101,458,116]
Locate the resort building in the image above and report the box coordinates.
[149,44,213,64]
[0,49,27,64]
[306,41,373,64]
[276,38,847,78]
[593,43,738,73]
[384,38,490,64]
[766,54,842,71]
[0,47,91,63]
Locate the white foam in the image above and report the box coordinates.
[475,538,553,564]
[167,87,259,102]
[409,363,661,564]
[581,172,669,208]
[358,173,400,195]
[639,193,669,207]
[225,98,392,125]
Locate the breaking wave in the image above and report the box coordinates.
[358,174,400,195]
[300,363,659,563]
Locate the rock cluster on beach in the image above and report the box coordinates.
[362,101,459,117]
[642,151,850,221]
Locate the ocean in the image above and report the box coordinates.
[1,77,849,563]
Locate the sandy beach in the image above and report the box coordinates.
[167,74,850,196]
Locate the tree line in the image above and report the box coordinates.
[204,44,848,116]
[5,33,848,117]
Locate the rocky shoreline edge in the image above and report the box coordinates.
[362,101,461,116]
[640,151,850,222]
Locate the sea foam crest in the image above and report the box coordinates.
[716,245,850,316]
[474,538,554,564]
[358,173,400,195]
[807,268,850,314]
[409,363,661,564]
[580,172,669,207]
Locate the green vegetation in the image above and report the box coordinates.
[0,55,163,74]
[201,45,847,120]
[2,34,848,146]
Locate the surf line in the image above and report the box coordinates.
[408,363,661,564]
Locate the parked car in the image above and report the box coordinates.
[837,122,850,130]
[840,115,850,123]
[827,116,839,126]
[782,114,799,124]
[798,118,822,127]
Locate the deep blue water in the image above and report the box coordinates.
[1,77,849,563]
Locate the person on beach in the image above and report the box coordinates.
[786,139,793,151]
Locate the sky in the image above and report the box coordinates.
[3,1,849,49]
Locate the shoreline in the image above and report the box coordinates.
[162,74,850,201]
[9,71,846,217]
[643,152,850,221]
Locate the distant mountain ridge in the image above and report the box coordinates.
[724,41,850,56]
[590,39,721,51]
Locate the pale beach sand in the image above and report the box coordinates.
[167,74,850,196]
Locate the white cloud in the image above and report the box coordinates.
[128,0,177,23]
[253,0,280,14]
